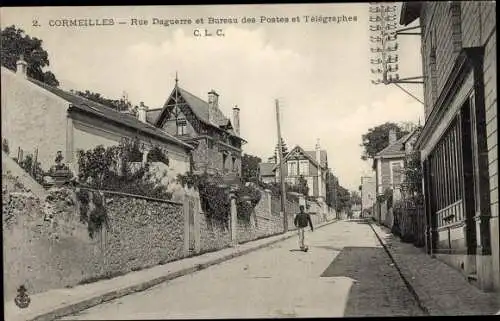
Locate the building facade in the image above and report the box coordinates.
[373,129,417,200]
[260,142,328,199]
[401,1,498,291]
[361,175,376,216]
[1,62,192,183]
[147,80,246,177]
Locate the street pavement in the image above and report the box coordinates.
[60,220,425,319]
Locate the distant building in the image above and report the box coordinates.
[361,175,376,215]
[373,129,419,200]
[259,141,328,199]
[259,162,276,184]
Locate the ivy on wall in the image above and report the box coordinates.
[402,150,424,205]
[76,188,110,238]
[176,171,261,225]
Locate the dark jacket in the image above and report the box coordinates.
[294,212,313,230]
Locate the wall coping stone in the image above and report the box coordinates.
[77,187,183,205]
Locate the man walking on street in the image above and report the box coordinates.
[294,205,314,252]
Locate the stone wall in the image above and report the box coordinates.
[3,179,185,301]
[198,214,231,253]
[3,174,335,301]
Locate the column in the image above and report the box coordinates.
[230,187,238,247]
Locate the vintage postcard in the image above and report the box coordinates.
[1,2,499,320]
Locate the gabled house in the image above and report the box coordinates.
[259,162,276,184]
[373,129,418,200]
[1,59,193,182]
[260,141,328,199]
[146,79,247,176]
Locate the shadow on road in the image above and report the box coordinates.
[320,246,424,317]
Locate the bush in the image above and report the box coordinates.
[76,137,172,200]
[18,153,45,184]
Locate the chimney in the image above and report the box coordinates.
[207,90,219,124]
[232,105,240,136]
[16,55,28,78]
[388,129,397,145]
[138,101,148,123]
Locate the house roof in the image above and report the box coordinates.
[146,108,162,124]
[25,76,193,150]
[375,132,413,158]
[400,2,422,26]
[259,162,275,177]
[156,86,246,143]
[178,87,230,128]
[305,150,328,168]
[272,145,327,171]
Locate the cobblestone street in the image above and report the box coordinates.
[61,220,424,319]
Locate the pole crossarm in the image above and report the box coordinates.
[392,83,424,105]
[398,76,424,81]
[392,80,424,84]
[397,32,422,36]
[396,25,421,33]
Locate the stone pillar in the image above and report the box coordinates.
[265,189,272,216]
[230,188,238,247]
[142,150,149,165]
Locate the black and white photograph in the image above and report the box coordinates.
[1,2,499,319]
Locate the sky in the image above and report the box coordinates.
[0,4,423,191]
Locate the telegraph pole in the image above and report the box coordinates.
[360,176,364,218]
[276,99,288,233]
[369,2,424,105]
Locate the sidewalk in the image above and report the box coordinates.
[369,222,500,316]
[4,219,339,321]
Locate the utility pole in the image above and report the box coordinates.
[360,177,364,218]
[276,99,288,233]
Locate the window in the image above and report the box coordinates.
[176,119,187,135]
[222,154,227,169]
[207,139,214,149]
[428,116,464,227]
[232,157,236,171]
[307,177,314,196]
[390,161,403,187]
[287,161,298,176]
[299,160,309,175]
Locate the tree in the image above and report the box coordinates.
[1,25,59,87]
[350,191,362,206]
[335,185,352,213]
[325,170,337,208]
[74,90,134,113]
[272,138,289,161]
[360,122,411,161]
[241,153,262,183]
